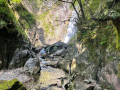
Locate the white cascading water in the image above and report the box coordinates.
[64,10,78,43]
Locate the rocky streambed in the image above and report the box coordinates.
[0,41,118,90]
[0,41,70,90]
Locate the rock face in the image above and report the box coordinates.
[21,0,72,46]
[36,41,68,58]
[24,58,40,75]
[72,43,120,90]
[0,1,31,69]
[0,26,30,69]
[0,68,32,83]
[0,79,26,90]
[99,62,120,90]
[9,50,30,69]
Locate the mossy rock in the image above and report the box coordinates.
[0,79,26,90]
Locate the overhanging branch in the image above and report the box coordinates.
[91,17,111,21]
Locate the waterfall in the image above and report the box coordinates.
[64,10,78,43]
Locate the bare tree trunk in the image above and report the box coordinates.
[72,0,80,19]
[77,0,85,19]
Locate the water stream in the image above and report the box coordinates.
[64,10,78,43]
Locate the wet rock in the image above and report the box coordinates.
[45,61,59,68]
[45,45,57,54]
[0,79,26,90]
[9,50,30,69]
[45,41,67,54]
[24,58,40,75]
[37,48,47,57]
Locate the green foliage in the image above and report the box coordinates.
[0,20,6,28]
[105,25,111,29]
[100,40,107,45]
[15,4,35,29]
[0,79,26,90]
[56,1,62,6]
[10,0,22,4]
[117,63,120,79]
[28,0,43,8]
[38,11,55,36]
[0,0,27,39]
[89,0,101,13]
[77,0,120,52]
[69,0,79,10]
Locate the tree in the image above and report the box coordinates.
[58,0,85,20]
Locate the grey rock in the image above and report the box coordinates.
[54,49,65,56]
[9,50,30,69]
[99,62,120,90]
[37,48,47,57]
[86,86,94,90]
[54,41,68,48]
[94,85,102,90]
[32,46,42,53]
[24,58,40,75]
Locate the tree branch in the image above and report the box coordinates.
[77,0,85,19]
[91,17,112,21]
[58,0,72,3]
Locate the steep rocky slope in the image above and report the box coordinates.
[0,0,30,69]
[21,0,72,46]
[70,0,120,89]
[1,0,120,90]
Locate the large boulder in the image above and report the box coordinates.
[54,49,67,56]
[54,41,68,48]
[32,46,42,53]
[45,41,68,54]
[24,58,40,75]
[0,79,26,90]
[9,49,30,69]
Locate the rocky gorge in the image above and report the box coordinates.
[1,0,120,90]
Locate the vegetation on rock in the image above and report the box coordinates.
[0,79,26,90]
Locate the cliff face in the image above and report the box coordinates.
[0,0,73,69]
[71,0,120,89]
[1,0,120,89]
[21,0,72,46]
[0,1,30,69]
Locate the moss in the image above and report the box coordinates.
[38,11,55,36]
[10,0,22,4]
[117,63,120,79]
[112,19,120,50]
[15,3,36,29]
[28,0,43,8]
[0,0,27,39]
[0,20,6,28]
[56,1,62,6]
[0,79,26,90]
